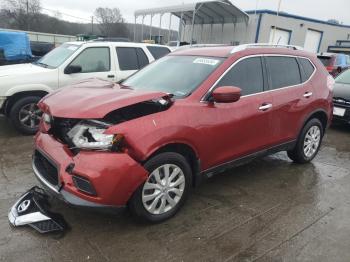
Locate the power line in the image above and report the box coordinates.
[41,7,92,22]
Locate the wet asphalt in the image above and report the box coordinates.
[1,115,350,262]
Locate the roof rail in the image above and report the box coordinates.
[231,43,304,53]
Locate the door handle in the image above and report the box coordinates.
[259,103,272,111]
[107,75,115,78]
[303,92,313,98]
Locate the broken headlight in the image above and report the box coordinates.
[67,120,119,150]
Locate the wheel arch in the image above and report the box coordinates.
[143,143,201,187]
[302,109,329,134]
[3,90,49,116]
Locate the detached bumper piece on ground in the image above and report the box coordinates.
[8,187,68,234]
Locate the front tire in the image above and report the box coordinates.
[288,118,323,164]
[129,152,192,223]
[9,96,42,135]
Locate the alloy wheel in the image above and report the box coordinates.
[303,125,321,158]
[142,164,185,215]
[18,103,42,129]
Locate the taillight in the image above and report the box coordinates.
[327,75,335,91]
[326,66,335,72]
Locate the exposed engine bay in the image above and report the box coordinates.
[46,97,172,153]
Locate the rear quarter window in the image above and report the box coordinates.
[146,46,171,59]
[298,58,315,82]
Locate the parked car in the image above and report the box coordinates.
[317,52,350,77]
[167,41,190,51]
[0,41,171,135]
[333,70,350,124]
[33,45,333,223]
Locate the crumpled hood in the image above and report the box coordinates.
[334,82,350,101]
[39,78,169,119]
[0,63,50,77]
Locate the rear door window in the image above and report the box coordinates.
[116,47,149,71]
[146,46,171,59]
[216,57,264,96]
[136,48,149,68]
[265,56,301,89]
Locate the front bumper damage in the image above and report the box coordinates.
[8,187,67,233]
[33,133,148,210]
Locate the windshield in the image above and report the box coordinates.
[336,70,350,84]
[34,43,81,68]
[122,56,224,97]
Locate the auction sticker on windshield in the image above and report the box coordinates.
[193,58,220,66]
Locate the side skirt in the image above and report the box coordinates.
[195,140,296,185]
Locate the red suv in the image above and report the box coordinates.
[34,45,333,222]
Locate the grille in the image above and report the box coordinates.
[333,98,350,107]
[29,220,64,233]
[33,151,59,186]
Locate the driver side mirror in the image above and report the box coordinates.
[211,86,242,103]
[64,65,82,74]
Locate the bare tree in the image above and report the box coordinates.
[94,7,128,37]
[2,0,41,30]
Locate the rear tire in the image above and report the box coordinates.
[129,152,192,223]
[287,118,323,164]
[9,96,42,135]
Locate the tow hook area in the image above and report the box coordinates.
[8,187,68,234]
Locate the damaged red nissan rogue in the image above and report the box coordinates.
[34,44,333,222]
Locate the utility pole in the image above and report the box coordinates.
[91,16,94,34]
[26,0,29,30]
[271,0,282,44]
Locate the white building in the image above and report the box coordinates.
[135,1,350,53]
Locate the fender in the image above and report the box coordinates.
[121,124,202,164]
[143,138,200,163]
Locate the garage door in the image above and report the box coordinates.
[304,29,322,53]
[269,28,290,45]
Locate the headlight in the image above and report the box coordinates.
[42,113,52,124]
[67,121,118,150]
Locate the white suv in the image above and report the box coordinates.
[0,41,171,134]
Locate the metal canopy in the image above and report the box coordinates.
[135,0,249,25]
[133,0,249,45]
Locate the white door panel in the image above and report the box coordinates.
[58,46,115,88]
[269,28,290,45]
[304,30,322,53]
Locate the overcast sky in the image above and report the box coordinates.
[40,0,350,26]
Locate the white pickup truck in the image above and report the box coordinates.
[0,41,171,134]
